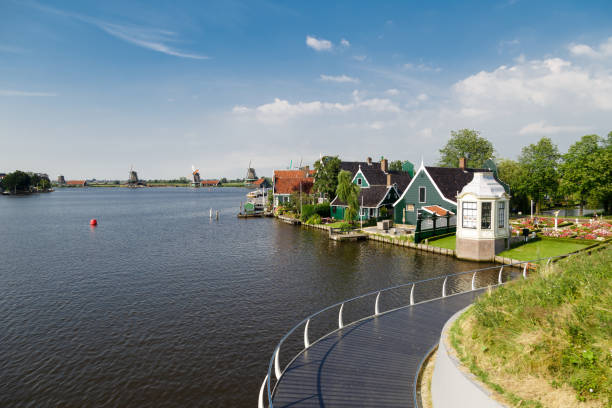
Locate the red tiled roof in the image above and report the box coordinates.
[422,205,454,216]
[253,178,267,185]
[66,180,86,186]
[201,180,219,185]
[273,170,314,195]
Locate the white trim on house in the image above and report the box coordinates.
[350,168,370,188]
[393,164,458,208]
[374,185,399,208]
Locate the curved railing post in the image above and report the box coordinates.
[304,319,310,349]
[523,263,528,279]
[498,266,504,285]
[338,303,344,329]
[258,374,268,408]
[471,271,477,291]
[374,291,381,316]
[442,276,448,298]
[274,347,281,380]
[410,283,415,305]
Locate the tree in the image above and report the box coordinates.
[438,129,495,168]
[313,155,341,199]
[336,170,359,222]
[585,133,612,214]
[518,137,560,214]
[559,135,604,216]
[389,160,403,171]
[1,170,32,193]
[497,158,529,214]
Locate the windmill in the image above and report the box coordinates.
[192,165,201,187]
[128,165,139,187]
[245,160,257,183]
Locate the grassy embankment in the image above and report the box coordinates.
[427,234,457,250]
[427,234,596,260]
[450,246,611,407]
[498,238,593,260]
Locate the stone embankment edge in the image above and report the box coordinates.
[431,306,508,408]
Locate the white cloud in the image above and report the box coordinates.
[232,105,250,113]
[353,55,367,62]
[497,38,520,54]
[232,96,400,124]
[368,121,385,130]
[569,37,612,58]
[320,74,359,83]
[340,38,350,47]
[0,89,57,96]
[417,93,428,101]
[404,62,442,72]
[453,57,612,111]
[384,88,400,96]
[98,22,209,59]
[28,3,208,59]
[306,35,332,51]
[518,121,588,135]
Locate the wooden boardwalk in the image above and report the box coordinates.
[272,290,484,408]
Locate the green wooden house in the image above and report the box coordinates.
[393,158,509,225]
[330,158,412,221]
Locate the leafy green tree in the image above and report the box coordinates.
[519,137,560,213]
[559,135,605,215]
[585,133,612,214]
[313,155,341,199]
[389,160,403,172]
[497,158,529,214]
[336,170,359,222]
[438,129,494,168]
[1,170,32,193]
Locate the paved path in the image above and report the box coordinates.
[272,290,484,408]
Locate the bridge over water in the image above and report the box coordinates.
[258,259,544,408]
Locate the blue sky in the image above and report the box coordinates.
[2,0,612,179]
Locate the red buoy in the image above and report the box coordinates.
[90,219,98,226]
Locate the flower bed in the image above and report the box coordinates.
[510,216,570,231]
[541,220,612,240]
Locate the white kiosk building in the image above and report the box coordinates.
[456,172,510,261]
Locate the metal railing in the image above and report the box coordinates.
[258,253,576,408]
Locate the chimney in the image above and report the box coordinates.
[367,157,372,165]
[459,157,467,170]
[381,158,388,172]
[387,174,392,187]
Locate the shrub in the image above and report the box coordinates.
[305,214,321,225]
[300,204,316,221]
[315,203,330,217]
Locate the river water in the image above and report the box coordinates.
[0,188,493,407]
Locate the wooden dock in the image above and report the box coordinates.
[272,290,485,407]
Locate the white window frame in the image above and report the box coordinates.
[357,178,362,186]
[481,202,492,230]
[419,186,426,203]
[498,201,505,228]
[462,201,477,229]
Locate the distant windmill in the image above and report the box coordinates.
[128,165,139,187]
[245,160,257,183]
[192,165,201,186]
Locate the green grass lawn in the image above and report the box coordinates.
[498,238,591,261]
[427,235,456,250]
[326,221,350,228]
[450,246,611,407]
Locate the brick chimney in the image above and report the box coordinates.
[459,157,467,170]
[367,157,372,165]
[381,158,388,172]
[387,174,392,187]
